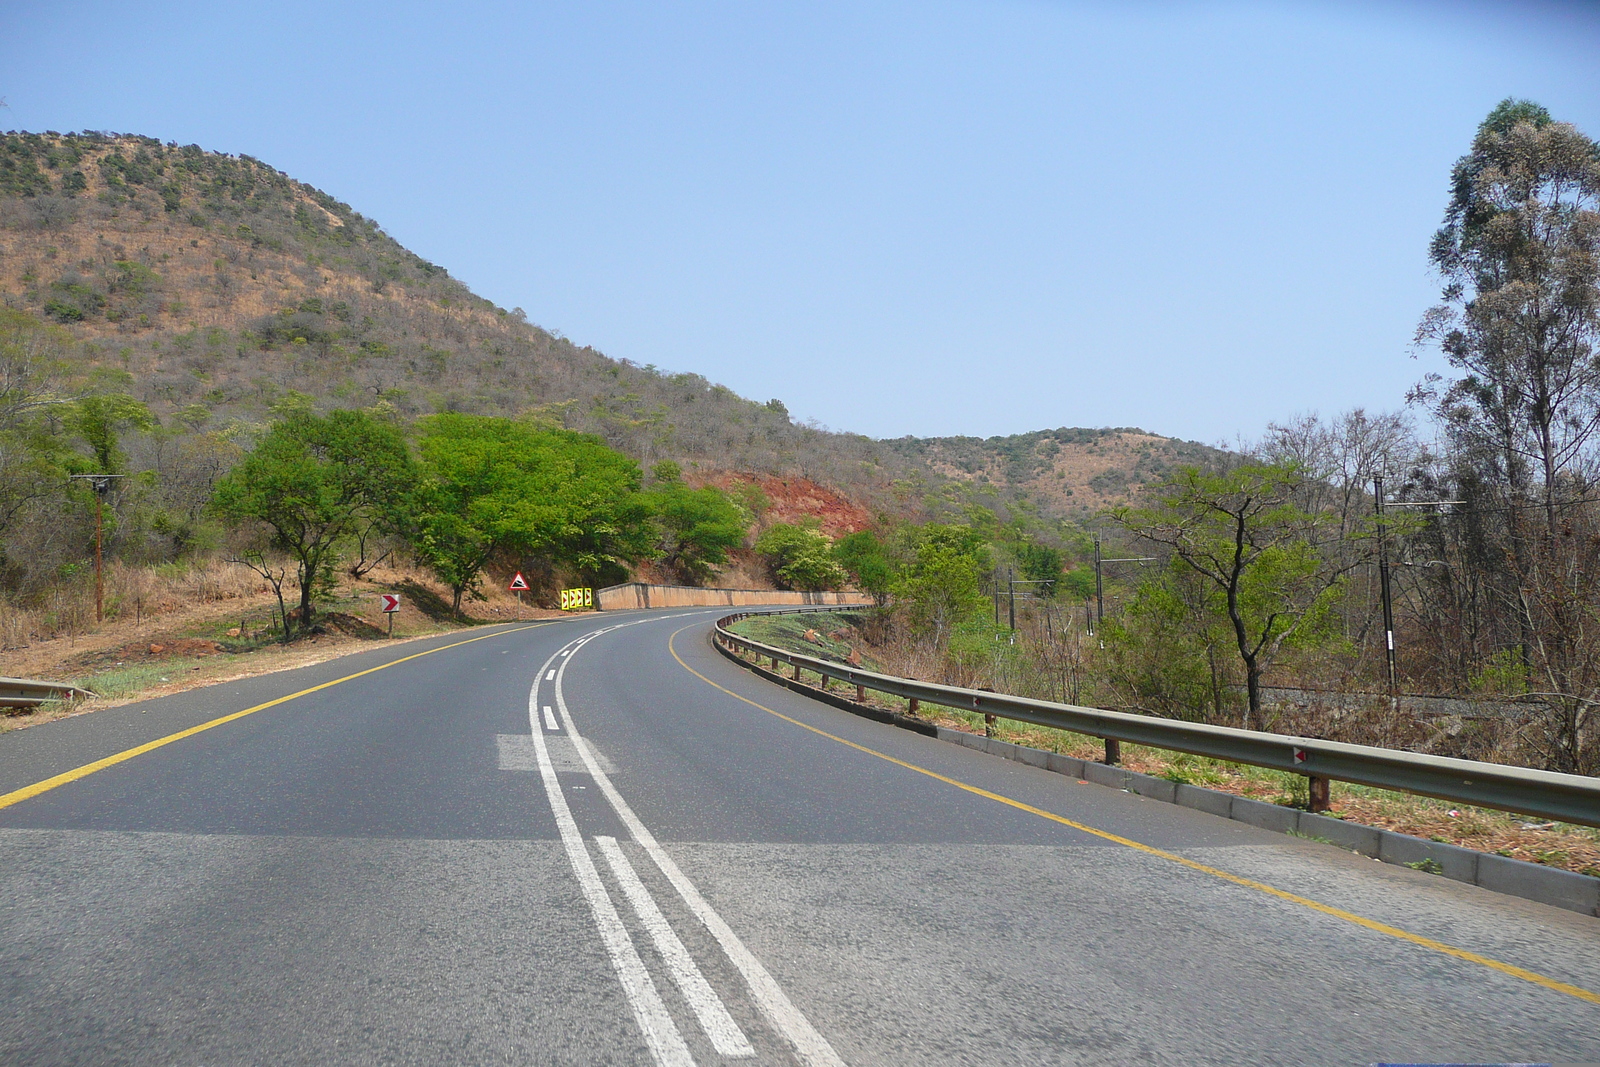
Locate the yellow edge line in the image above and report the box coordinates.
[669,626,1600,1006]
[0,622,555,812]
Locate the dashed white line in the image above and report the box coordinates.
[597,836,755,1058]
[546,669,556,680]
[543,705,560,731]
[526,658,692,1067]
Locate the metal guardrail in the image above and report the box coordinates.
[713,610,1600,829]
[0,677,96,709]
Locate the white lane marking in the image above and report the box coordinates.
[597,836,755,1058]
[547,669,557,680]
[554,647,847,1067]
[528,656,694,1067]
[544,705,560,731]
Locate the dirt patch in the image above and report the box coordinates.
[101,638,224,664]
[699,472,873,538]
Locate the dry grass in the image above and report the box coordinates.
[1,559,270,652]
[919,699,1600,878]
[0,554,568,692]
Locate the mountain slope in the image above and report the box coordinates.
[0,131,1224,522]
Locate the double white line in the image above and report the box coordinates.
[528,627,844,1067]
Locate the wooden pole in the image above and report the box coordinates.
[94,493,104,624]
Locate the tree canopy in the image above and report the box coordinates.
[1112,463,1349,727]
[643,462,748,586]
[753,521,847,591]
[413,414,654,612]
[211,408,414,633]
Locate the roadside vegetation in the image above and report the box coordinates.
[733,99,1600,785]
[6,101,1600,800]
[727,612,1600,879]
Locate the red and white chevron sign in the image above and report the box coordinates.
[379,594,400,613]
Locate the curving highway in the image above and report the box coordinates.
[0,607,1596,1065]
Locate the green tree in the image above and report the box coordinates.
[1014,541,1063,596]
[754,521,846,591]
[1112,463,1348,727]
[64,393,154,472]
[0,310,78,539]
[414,415,653,612]
[1059,567,1096,601]
[890,523,991,648]
[212,409,415,635]
[1414,99,1600,768]
[1101,561,1235,721]
[832,530,895,605]
[643,464,747,585]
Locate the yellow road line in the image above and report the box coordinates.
[669,626,1600,1007]
[0,622,554,812]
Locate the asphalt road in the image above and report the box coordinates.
[0,607,1596,1065]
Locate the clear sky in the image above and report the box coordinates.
[4,1,1598,446]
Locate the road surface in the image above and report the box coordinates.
[0,607,1595,1065]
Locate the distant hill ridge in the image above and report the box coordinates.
[0,130,1223,520]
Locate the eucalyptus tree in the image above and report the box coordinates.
[1413,100,1600,749]
[1416,98,1600,530]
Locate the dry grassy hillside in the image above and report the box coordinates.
[0,131,1227,527]
[888,427,1232,517]
[0,131,921,500]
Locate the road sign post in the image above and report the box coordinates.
[379,593,400,637]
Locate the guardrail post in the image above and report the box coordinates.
[984,713,997,739]
[793,662,802,681]
[820,674,829,691]
[1103,738,1120,765]
[908,697,919,716]
[1308,775,1331,813]
[856,683,866,703]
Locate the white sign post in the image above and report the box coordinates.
[380,593,400,637]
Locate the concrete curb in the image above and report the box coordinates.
[714,637,1599,918]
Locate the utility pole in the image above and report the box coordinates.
[998,577,1054,632]
[1374,476,1398,703]
[68,474,125,625]
[1371,478,1464,705]
[1093,533,1156,629]
[1007,567,1016,632]
[1094,537,1103,626]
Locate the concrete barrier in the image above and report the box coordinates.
[595,582,874,611]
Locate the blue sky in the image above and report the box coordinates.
[4,1,1598,445]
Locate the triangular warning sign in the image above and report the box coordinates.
[508,572,530,591]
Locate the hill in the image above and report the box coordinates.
[0,131,1225,524]
[888,427,1231,517]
